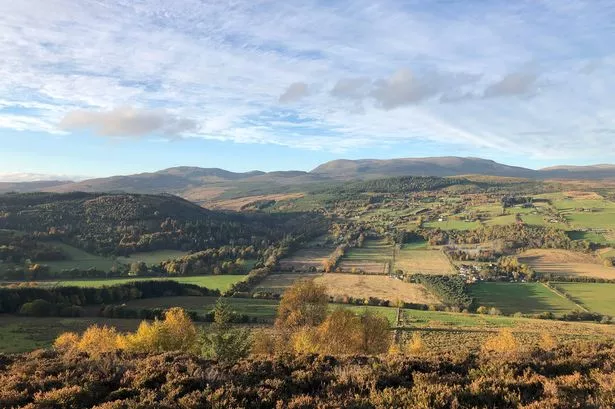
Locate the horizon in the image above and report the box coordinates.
[2,1,615,178]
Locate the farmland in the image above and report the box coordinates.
[278,248,332,271]
[394,247,454,275]
[338,239,392,274]
[468,282,578,315]
[40,242,119,272]
[552,282,615,316]
[7,275,247,291]
[252,272,321,294]
[518,248,615,279]
[314,273,442,305]
[116,250,192,265]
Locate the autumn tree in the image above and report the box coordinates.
[275,280,328,329]
[200,298,252,363]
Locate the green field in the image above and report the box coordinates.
[567,230,609,243]
[344,239,393,261]
[552,282,615,316]
[484,214,517,226]
[469,282,578,315]
[116,250,192,265]
[22,275,247,291]
[43,242,119,272]
[424,220,482,230]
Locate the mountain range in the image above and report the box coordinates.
[2,157,615,203]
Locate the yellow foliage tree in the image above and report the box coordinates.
[275,280,328,329]
[540,331,557,350]
[53,332,80,353]
[123,307,198,353]
[482,328,519,356]
[76,325,122,357]
[315,308,364,355]
[359,311,391,354]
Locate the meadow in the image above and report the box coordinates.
[552,282,615,316]
[42,242,119,272]
[314,273,441,305]
[423,219,481,230]
[115,250,192,265]
[252,271,321,294]
[338,239,392,274]
[16,274,247,291]
[468,282,578,315]
[518,248,615,279]
[277,248,332,271]
[394,247,454,275]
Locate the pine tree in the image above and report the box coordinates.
[200,298,252,363]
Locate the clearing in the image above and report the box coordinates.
[518,249,615,279]
[314,273,441,305]
[469,282,578,315]
[42,242,119,272]
[207,193,305,211]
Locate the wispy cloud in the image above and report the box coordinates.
[0,0,615,160]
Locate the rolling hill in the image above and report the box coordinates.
[3,158,615,202]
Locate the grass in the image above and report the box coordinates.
[518,249,615,279]
[424,220,482,231]
[552,282,615,316]
[339,239,393,274]
[22,275,247,291]
[116,250,192,265]
[43,242,119,272]
[314,273,442,305]
[253,272,321,294]
[394,248,454,275]
[567,230,608,243]
[469,282,578,315]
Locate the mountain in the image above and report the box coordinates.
[4,158,615,203]
[311,157,539,179]
[0,180,72,194]
[539,164,615,179]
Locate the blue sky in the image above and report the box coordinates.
[1,0,615,180]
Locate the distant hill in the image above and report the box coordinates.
[4,158,615,203]
[0,180,71,194]
[311,157,538,179]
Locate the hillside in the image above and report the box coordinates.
[0,192,325,256]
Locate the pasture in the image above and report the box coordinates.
[116,250,191,265]
[394,248,454,275]
[43,242,118,272]
[252,272,321,294]
[16,275,247,291]
[278,248,333,271]
[518,249,615,279]
[468,282,578,315]
[423,219,482,230]
[338,239,392,274]
[552,282,615,316]
[314,273,442,305]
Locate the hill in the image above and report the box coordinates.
[0,192,325,256]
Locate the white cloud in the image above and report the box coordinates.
[0,0,614,159]
[279,82,310,104]
[59,107,197,137]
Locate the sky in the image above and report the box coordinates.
[1,0,615,181]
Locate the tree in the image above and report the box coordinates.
[275,280,328,329]
[200,298,251,363]
[123,307,198,353]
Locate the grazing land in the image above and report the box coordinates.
[116,250,192,265]
[207,192,305,211]
[394,248,454,275]
[552,282,615,316]
[519,248,615,279]
[41,242,119,272]
[468,282,578,315]
[314,273,442,305]
[7,275,247,291]
[423,219,482,230]
[278,248,332,271]
[338,239,392,274]
[252,272,321,294]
